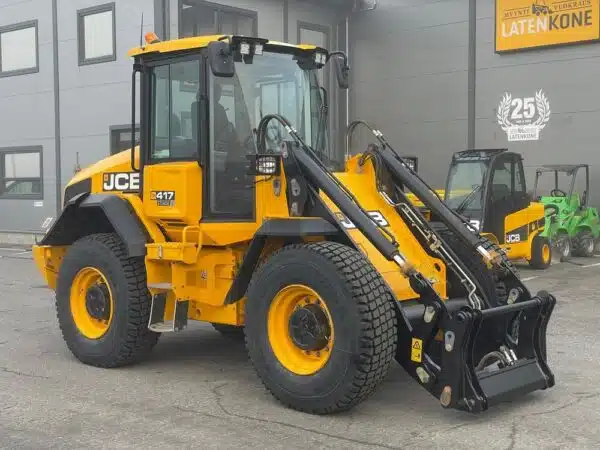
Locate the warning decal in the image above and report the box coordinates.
[411,338,423,363]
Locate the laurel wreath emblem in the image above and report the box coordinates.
[497,89,551,131]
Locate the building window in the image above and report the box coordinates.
[179,1,257,38]
[77,3,116,66]
[0,147,42,199]
[109,124,140,155]
[0,20,39,78]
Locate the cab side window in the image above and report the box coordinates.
[151,58,201,161]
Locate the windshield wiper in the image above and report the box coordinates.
[454,184,481,215]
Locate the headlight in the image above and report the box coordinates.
[314,52,326,65]
[257,156,278,175]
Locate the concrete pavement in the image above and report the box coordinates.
[1,247,599,449]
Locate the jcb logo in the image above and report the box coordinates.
[506,233,521,243]
[103,172,140,192]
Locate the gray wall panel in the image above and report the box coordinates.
[56,0,155,193]
[349,0,470,184]
[474,1,600,208]
[0,0,57,232]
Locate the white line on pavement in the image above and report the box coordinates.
[521,276,539,282]
[581,262,600,268]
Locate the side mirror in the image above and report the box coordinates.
[332,55,349,89]
[208,41,234,77]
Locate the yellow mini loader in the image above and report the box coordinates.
[408,150,552,270]
[32,33,555,415]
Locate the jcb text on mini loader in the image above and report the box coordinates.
[32,33,556,415]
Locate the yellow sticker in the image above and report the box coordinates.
[411,338,423,363]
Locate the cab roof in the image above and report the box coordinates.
[128,34,321,57]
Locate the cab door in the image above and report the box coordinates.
[484,154,528,243]
[141,53,204,240]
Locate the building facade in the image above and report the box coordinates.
[1,0,600,236]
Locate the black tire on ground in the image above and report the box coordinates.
[529,235,552,269]
[244,241,398,414]
[211,323,245,339]
[55,233,160,368]
[573,229,596,257]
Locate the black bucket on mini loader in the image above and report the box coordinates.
[397,289,556,412]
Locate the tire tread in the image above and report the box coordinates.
[56,233,159,368]
[245,241,397,414]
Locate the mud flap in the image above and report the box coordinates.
[396,289,556,413]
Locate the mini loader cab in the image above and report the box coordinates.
[442,149,552,270]
[32,33,556,415]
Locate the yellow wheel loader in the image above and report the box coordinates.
[32,32,556,415]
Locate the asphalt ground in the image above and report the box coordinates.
[1,246,600,449]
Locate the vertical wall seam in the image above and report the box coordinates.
[283,0,289,41]
[52,0,62,216]
[467,0,476,149]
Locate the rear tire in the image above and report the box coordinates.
[244,241,397,414]
[573,229,596,257]
[55,233,160,368]
[529,235,552,269]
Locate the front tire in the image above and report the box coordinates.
[244,241,397,414]
[55,233,160,368]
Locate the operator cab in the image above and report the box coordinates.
[129,33,348,239]
[444,149,530,237]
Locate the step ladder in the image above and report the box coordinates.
[147,284,189,333]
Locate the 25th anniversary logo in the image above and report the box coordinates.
[496,89,552,142]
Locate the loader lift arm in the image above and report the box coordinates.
[256,113,556,412]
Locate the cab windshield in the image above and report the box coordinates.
[445,161,488,213]
[210,50,330,166]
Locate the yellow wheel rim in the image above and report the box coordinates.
[70,267,114,339]
[267,284,334,376]
[542,243,551,262]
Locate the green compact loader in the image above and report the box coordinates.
[533,164,600,259]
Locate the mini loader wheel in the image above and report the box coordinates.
[55,233,160,368]
[529,235,553,269]
[244,241,397,414]
[573,229,596,257]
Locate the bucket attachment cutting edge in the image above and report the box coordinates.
[395,286,556,413]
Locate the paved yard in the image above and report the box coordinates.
[1,245,599,449]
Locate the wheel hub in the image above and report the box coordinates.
[288,303,331,351]
[85,284,111,321]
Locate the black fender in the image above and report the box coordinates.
[39,192,150,257]
[224,218,350,304]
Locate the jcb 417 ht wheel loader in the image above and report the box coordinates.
[32,33,556,415]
